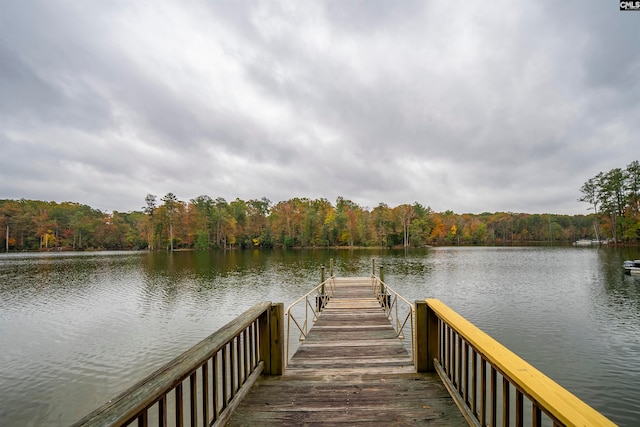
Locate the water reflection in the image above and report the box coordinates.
[1,247,640,425]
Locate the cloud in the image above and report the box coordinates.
[1,0,638,215]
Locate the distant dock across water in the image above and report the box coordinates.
[73,261,615,427]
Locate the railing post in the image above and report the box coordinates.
[330,258,334,277]
[379,266,390,308]
[259,303,284,375]
[415,300,437,372]
[372,259,375,277]
[317,266,327,312]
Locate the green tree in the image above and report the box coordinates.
[579,173,602,241]
[626,161,640,223]
[144,194,157,250]
[599,168,625,243]
[190,195,213,249]
[161,193,178,251]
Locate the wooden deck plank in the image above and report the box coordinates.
[226,277,466,426]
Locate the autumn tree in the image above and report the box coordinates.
[229,198,248,247]
[394,204,415,247]
[246,198,271,247]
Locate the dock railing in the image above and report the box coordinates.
[285,273,335,363]
[371,269,415,362]
[73,301,284,427]
[415,299,616,427]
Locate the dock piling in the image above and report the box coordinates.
[259,303,284,375]
[415,300,437,373]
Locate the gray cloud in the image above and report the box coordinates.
[1,1,638,214]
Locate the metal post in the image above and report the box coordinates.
[379,266,389,309]
[317,265,326,312]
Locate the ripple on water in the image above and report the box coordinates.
[2,249,640,426]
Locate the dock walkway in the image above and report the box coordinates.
[226,277,466,426]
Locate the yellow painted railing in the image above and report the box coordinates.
[73,302,283,427]
[415,299,616,427]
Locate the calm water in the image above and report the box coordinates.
[1,247,639,426]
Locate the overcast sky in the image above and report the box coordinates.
[1,1,638,215]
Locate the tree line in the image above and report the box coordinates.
[0,195,631,252]
[1,161,638,251]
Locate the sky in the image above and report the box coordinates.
[1,1,639,215]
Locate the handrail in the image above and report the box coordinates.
[371,274,415,362]
[285,275,335,363]
[416,299,616,427]
[73,301,284,427]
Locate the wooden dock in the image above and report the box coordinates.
[74,270,615,427]
[226,277,466,426]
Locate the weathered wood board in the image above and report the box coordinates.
[226,278,467,426]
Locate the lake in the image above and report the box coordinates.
[1,247,639,426]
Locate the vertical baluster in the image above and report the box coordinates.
[439,320,444,366]
[532,403,542,427]
[231,336,237,397]
[253,320,259,368]
[441,324,446,373]
[448,326,454,380]
[237,334,241,387]
[502,378,510,427]
[515,390,524,427]
[250,322,255,369]
[457,335,462,393]
[243,326,251,381]
[444,325,449,376]
[464,342,469,406]
[137,411,147,427]
[159,395,167,427]
[222,345,229,408]
[440,323,446,373]
[443,324,448,374]
[237,332,243,385]
[202,362,209,427]
[481,358,487,427]
[175,383,184,427]
[241,329,249,384]
[471,348,477,418]
[490,367,497,427]
[189,372,197,427]
[212,352,218,422]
